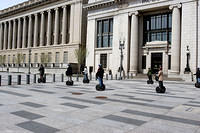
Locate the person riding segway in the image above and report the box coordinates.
[147,68,153,84]
[156,67,166,93]
[195,68,200,88]
[66,64,73,85]
[38,64,45,83]
[83,66,89,83]
[96,64,105,91]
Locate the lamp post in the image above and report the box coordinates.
[28,48,31,74]
[119,39,125,80]
[184,45,191,73]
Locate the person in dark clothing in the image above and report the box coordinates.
[39,64,45,80]
[195,68,200,83]
[66,64,73,81]
[96,64,104,87]
[147,68,153,81]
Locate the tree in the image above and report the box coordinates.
[0,55,6,71]
[74,46,87,73]
[40,53,49,66]
[15,53,24,72]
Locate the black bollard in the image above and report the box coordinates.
[33,74,36,83]
[26,74,30,84]
[115,74,117,80]
[0,75,1,86]
[8,75,12,85]
[53,74,55,82]
[17,75,21,85]
[106,74,108,80]
[61,74,64,82]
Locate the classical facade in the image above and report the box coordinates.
[0,0,87,70]
[85,0,200,80]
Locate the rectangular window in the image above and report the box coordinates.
[63,51,68,64]
[23,54,26,63]
[48,52,52,63]
[156,15,161,29]
[34,53,38,63]
[55,52,60,64]
[97,18,113,48]
[168,14,172,28]
[8,55,10,64]
[100,54,107,68]
[142,56,146,69]
[12,55,15,64]
[162,14,167,29]
[168,55,171,70]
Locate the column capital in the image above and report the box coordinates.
[40,11,44,15]
[28,15,32,18]
[169,3,182,10]
[8,21,11,24]
[47,9,51,13]
[23,16,26,19]
[129,11,139,16]
[62,5,67,9]
[18,17,21,21]
[54,7,59,11]
[34,13,38,17]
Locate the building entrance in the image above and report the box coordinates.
[151,53,162,74]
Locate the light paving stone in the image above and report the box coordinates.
[0,125,32,133]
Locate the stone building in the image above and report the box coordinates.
[85,0,200,80]
[0,0,87,72]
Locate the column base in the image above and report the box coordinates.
[129,70,137,76]
[168,70,180,78]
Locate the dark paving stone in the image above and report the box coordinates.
[17,121,59,133]
[189,101,200,104]
[0,90,30,97]
[61,96,105,105]
[20,102,46,108]
[29,89,55,94]
[129,92,194,100]
[11,110,44,120]
[122,109,200,126]
[103,98,172,109]
[61,103,88,109]
[103,115,146,126]
[183,104,200,107]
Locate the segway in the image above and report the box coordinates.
[83,79,90,83]
[156,86,166,93]
[195,82,200,88]
[147,80,154,84]
[66,80,74,86]
[38,76,46,83]
[96,84,105,91]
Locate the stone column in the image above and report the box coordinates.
[62,5,67,44]
[3,22,8,50]
[8,21,12,49]
[40,12,45,46]
[69,4,74,43]
[12,19,17,49]
[22,16,27,48]
[129,11,139,75]
[54,7,59,45]
[17,18,22,49]
[47,10,52,46]
[169,4,181,74]
[34,14,39,47]
[28,15,33,48]
[0,23,3,50]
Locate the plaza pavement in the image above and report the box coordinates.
[0,77,200,133]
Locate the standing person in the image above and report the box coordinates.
[158,67,163,88]
[66,64,73,81]
[39,64,45,81]
[96,64,104,88]
[195,68,200,83]
[147,68,153,81]
[83,66,88,80]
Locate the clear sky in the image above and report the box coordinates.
[0,0,27,10]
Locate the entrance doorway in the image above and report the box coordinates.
[151,53,162,74]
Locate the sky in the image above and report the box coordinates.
[0,0,27,10]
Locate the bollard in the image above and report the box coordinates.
[106,74,108,80]
[127,72,129,79]
[111,74,113,80]
[76,73,79,82]
[33,74,36,83]
[0,75,1,86]
[53,74,55,82]
[26,74,30,84]
[115,74,117,80]
[17,75,21,85]
[61,74,64,82]
[131,73,133,79]
[8,75,12,85]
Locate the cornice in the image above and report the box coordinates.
[84,0,120,10]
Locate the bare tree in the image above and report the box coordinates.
[15,53,24,72]
[40,53,49,67]
[0,55,6,71]
[74,46,87,73]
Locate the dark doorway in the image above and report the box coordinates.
[151,53,162,74]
